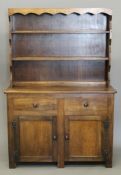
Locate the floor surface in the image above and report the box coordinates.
[0,145,121,175]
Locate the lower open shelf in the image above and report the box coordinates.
[12,56,109,61]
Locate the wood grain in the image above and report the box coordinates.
[12,61,106,82]
[19,116,57,162]
[4,85,116,94]
[8,8,112,16]
[12,56,109,61]
[57,99,64,168]
[65,116,102,161]
[64,95,108,116]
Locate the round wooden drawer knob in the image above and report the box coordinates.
[83,101,89,108]
[32,103,39,108]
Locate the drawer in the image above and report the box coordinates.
[13,97,57,115]
[64,95,108,116]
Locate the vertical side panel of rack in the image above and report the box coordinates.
[107,14,112,87]
[9,14,13,87]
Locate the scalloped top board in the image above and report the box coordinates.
[8,8,112,16]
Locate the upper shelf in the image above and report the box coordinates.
[11,30,110,34]
[12,56,109,61]
[8,8,112,16]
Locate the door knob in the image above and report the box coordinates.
[53,135,57,140]
[65,134,69,140]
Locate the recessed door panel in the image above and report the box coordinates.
[13,116,57,162]
[65,116,103,161]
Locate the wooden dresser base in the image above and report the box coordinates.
[5,86,116,168]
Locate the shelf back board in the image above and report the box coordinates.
[12,60,106,82]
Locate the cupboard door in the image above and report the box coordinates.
[65,116,103,161]
[12,116,57,162]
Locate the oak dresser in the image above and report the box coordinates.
[5,8,116,168]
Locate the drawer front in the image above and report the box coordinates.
[13,97,57,115]
[64,95,108,116]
